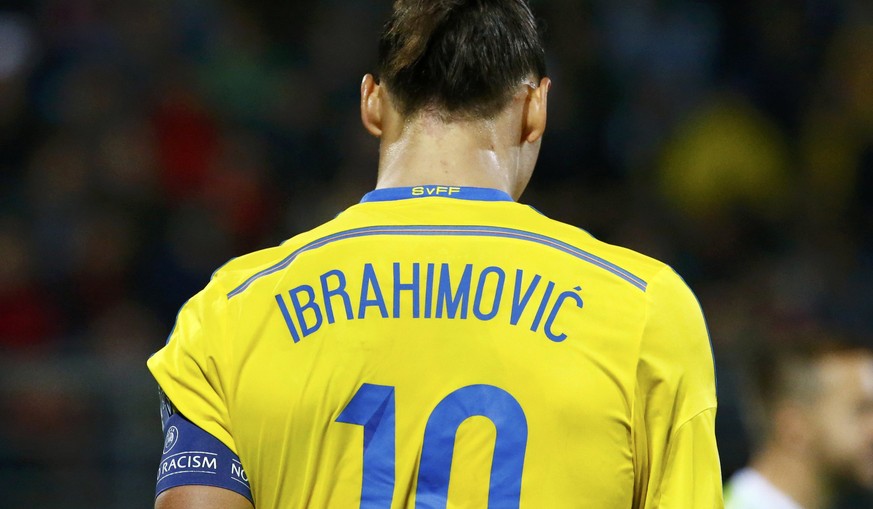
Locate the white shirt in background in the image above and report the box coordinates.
[725,468,804,509]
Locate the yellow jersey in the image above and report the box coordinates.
[148,186,722,508]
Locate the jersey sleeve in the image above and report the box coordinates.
[156,391,253,502]
[633,267,723,508]
[147,280,239,455]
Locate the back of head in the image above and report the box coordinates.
[378,0,546,120]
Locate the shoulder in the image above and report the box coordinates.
[209,216,354,300]
[515,207,673,292]
[208,201,683,300]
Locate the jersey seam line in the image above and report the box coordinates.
[631,263,672,505]
[225,225,649,298]
[672,405,718,433]
[654,406,718,506]
[630,264,657,503]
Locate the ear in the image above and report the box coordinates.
[360,74,383,138]
[523,77,550,144]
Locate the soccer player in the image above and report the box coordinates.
[725,329,873,509]
[148,0,723,507]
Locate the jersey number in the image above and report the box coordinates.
[336,383,528,509]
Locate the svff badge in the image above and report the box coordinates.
[163,425,179,454]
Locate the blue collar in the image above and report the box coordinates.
[360,186,514,203]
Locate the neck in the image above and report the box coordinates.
[752,444,831,509]
[374,115,526,199]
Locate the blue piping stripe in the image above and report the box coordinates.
[227,225,647,298]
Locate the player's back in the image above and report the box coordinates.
[149,186,716,508]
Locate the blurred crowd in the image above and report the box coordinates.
[0,0,872,507]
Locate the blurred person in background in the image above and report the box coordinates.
[725,326,873,509]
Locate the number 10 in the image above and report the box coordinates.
[337,384,528,509]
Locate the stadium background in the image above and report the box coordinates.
[0,0,871,507]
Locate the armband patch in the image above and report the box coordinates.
[156,412,253,503]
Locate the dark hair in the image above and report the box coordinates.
[741,324,871,442]
[378,0,546,119]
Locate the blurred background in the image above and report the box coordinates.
[0,0,872,507]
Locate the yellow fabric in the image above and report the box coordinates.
[148,189,723,508]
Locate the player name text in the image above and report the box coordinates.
[274,263,584,343]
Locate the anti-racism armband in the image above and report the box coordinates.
[156,391,253,503]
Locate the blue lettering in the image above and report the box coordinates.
[275,294,301,343]
[424,263,436,319]
[510,271,541,326]
[545,289,584,342]
[393,262,421,318]
[417,385,527,508]
[359,263,389,319]
[336,384,396,507]
[278,265,580,345]
[321,270,353,324]
[289,285,323,337]
[530,281,556,333]
[473,266,505,321]
[436,264,472,319]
